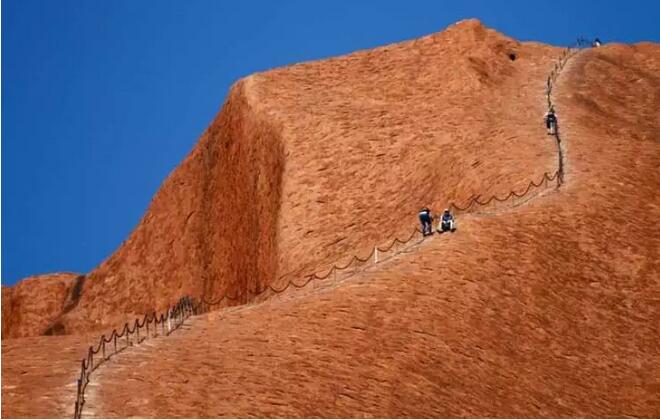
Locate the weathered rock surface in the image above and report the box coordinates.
[83,40,660,419]
[2,20,658,418]
[2,273,82,338]
[4,19,561,337]
[1,332,98,418]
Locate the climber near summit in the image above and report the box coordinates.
[419,207,434,236]
[544,106,558,135]
[437,209,456,233]
[593,38,602,47]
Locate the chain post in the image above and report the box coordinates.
[75,378,82,417]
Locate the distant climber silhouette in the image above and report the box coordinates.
[544,107,558,135]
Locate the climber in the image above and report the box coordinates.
[593,38,602,48]
[544,107,558,135]
[437,209,456,233]
[419,207,434,236]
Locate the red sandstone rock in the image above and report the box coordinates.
[2,20,659,418]
[82,40,660,419]
[4,19,563,337]
[2,273,81,338]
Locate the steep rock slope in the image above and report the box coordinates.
[53,81,287,335]
[1,333,99,418]
[88,43,660,418]
[4,19,561,337]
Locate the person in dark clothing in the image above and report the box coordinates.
[438,209,456,233]
[544,107,558,135]
[419,207,433,236]
[593,38,602,47]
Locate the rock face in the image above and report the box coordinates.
[51,81,287,335]
[2,273,81,338]
[1,332,97,419]
[54,40,660,418]
[2,19,659,418]
[3,19,562,337]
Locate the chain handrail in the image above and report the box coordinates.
[198,38,590,310]
[72,38,589,418]
[73,296,198,418]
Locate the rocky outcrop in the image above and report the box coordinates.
[1,273,81,338]
[3,20,659,419]
[74,41,660,419]
[6,19,561,336]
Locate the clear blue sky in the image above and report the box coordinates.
[2,0,658,285]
